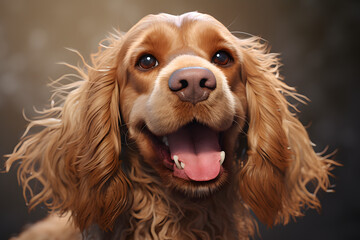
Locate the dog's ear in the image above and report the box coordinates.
[236,37,335,226]
[5,34,131,231]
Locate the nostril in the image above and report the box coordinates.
[199,78,207,88]
[180,79,188,89]
[203,76,216,90]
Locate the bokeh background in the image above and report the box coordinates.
[0,0,359,239]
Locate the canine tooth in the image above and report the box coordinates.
[220,151,225,165]
[162,136,169,146]
[173,155,182,169]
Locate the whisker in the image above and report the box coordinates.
[226,15,240,29]
[231,31,268,43]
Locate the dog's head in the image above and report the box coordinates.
[6,12,334,231]
[123,13,245,193]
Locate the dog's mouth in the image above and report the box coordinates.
[144,121,225,182]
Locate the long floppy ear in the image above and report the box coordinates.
[5,33,131,231]
[237,37,335,226]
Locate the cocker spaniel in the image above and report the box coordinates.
[6,12,335,240]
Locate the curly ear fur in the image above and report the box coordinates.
[237,37,335,226]
[5,33,131,231]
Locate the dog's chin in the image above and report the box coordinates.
[165,170,229,198]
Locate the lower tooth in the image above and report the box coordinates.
[180,162,185,169]
[220,151,225,165]
[173,155,182,169]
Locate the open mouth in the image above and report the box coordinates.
[144,121,225,182]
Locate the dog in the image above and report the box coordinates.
[6,12,335,239]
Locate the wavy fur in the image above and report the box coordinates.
[5,12,335,239]
[237,37,335,226]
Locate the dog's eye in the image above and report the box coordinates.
[137,54,158,70]
[212,51,232,66]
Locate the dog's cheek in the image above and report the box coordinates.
[231,80,247,120]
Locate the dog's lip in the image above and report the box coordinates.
[143,120,226,150]
[141,125,173,166]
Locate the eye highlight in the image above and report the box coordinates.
[212,51,232,66]
[137,54,159,70]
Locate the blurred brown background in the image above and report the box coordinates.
[0,0,359,239]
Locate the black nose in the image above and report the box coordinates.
[168,67,216,104]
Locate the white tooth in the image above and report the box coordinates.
[180,162,185,169]
[220,151,225,165]
[173,155,182,169]
[162,136,169,146]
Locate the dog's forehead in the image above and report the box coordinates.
[120,13,237,66]
[124,13,233,52]
[128,12,229,38]
[140,12,222,28]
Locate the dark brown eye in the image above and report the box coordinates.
[212,51,232,66]
[137,54,158,70]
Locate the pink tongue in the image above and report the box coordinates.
[167,123,222,181]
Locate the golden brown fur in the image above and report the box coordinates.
[6,12,335,239]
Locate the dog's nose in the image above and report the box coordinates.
[168,67,216,104]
